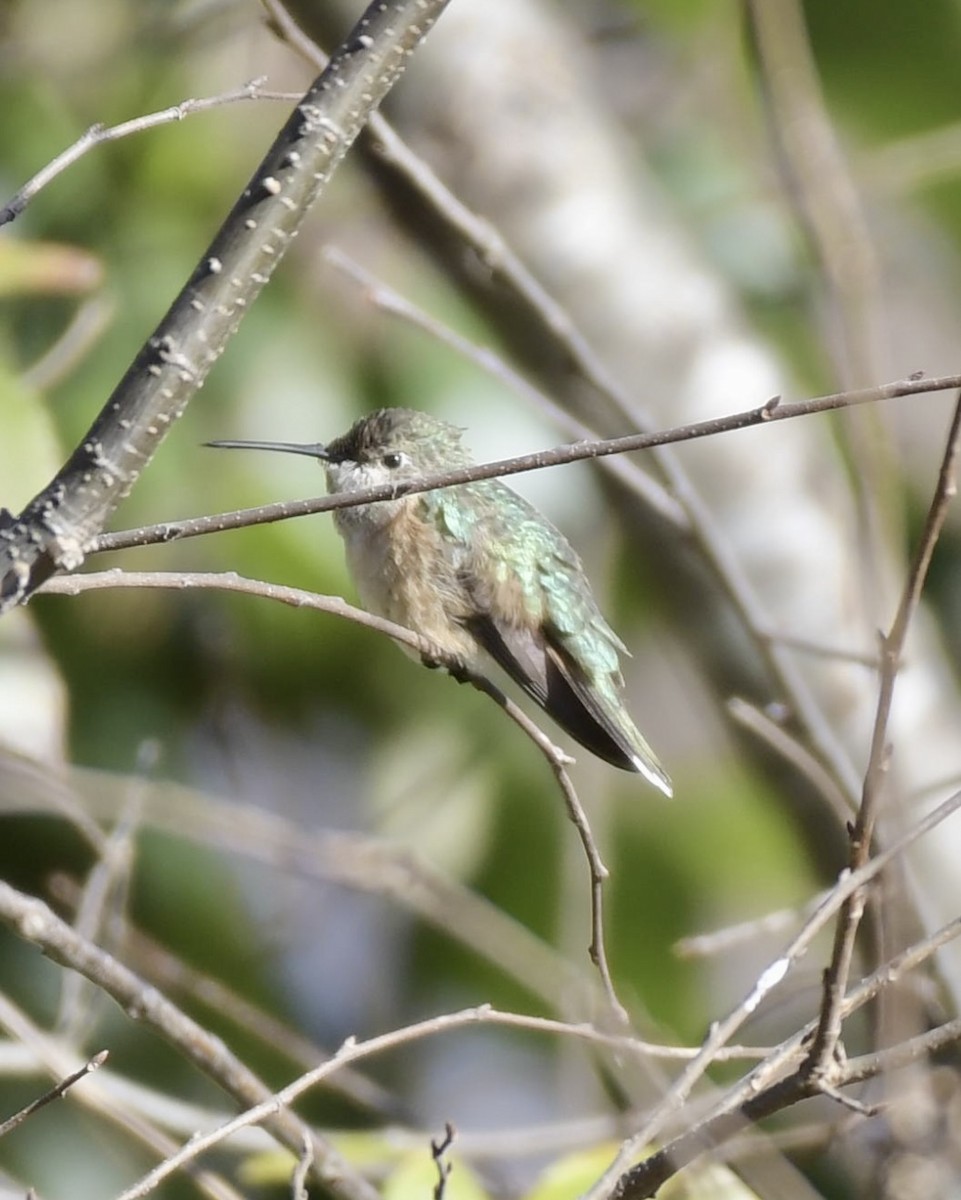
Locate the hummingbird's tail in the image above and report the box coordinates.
[469,615,673,795]
[544,650,674,796]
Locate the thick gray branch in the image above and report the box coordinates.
[0,0,448,612]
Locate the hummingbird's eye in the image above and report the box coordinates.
[382,452,404,469]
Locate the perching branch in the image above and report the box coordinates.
[39,567,625,1016]
[0,0,450,613]
[89,373,961,557]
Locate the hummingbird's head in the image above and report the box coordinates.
[322,408,473,495]
[206,409,473,529]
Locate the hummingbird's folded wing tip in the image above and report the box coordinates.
[633,755,674,798]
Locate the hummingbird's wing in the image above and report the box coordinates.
[466,608,647,772]
[442,482,672,793]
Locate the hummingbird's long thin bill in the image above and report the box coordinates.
[204,439,328,459]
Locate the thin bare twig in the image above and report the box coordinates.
[112,1003,638,1200]
[56,741,155,1038]
[431,1123,456,1200]
[0,989,246,1200]
[727,697,853,820]
[675,908,961,1170]
[755,629,881,670]
[805,396,961,1079]
[3,749,585,1013]
[90,375,961,560]
[451,667,626,1020]
[290,1135,313,1200]
[746,0,895,627]
[674,887,831,961]
[0,81,298,227]
[745,0,881,386]
[0,1049,107,1139]
[22,295,115,392]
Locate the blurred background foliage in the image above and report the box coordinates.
[1,1,961,1198]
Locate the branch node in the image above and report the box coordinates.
[431,1122,456,1200]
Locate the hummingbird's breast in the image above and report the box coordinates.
[338,496,478,662]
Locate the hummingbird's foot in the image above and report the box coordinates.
[420,651,470,683]
[447,658,472,685]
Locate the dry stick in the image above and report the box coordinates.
[652,873,961,1195]
[0,993,246,1200]
[588,784,961,1200]
[0,0,451,613]
[752,629,881,670]
[865,120,961,196]
[0,1050,107,1139]
[106,1006,494,1200]
[674,887,831,962]
[0,81,299,226]
[584,911,961,1198]
[747,0,880,382]
[107,1003,745,1200]
[614,1018,961,1200]
[291,1136,313,1200]
[453,667,626,1023]
[91,375,961,560]
[23,294,115,393]
[431,1122,456,1200]
[65,909,948,1194]
[745,23,905,1056]
[804,395,961,1079]
[45,871,773,1069]
[38,568,625,1019]
[0,882,381,1200]
[0,1032,647,1164]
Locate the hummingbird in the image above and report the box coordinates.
[208,408,672,794]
